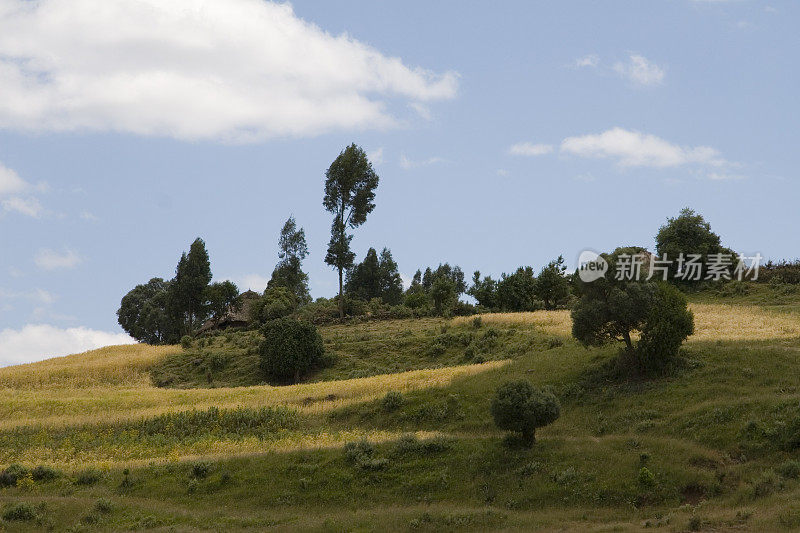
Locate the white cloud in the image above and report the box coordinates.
[409,102,432,120]
[80,210,99,222]
[367,147,384,166]
[228,274,269,293]
[508,142,554,156]
[0,162,46,217]
[2,196,42,217]
[0,324,134,367]
[34,248,82,270]
[574,54,599,68]
[708,172,745,181]
[560,127,727,168]
[496,169,509,177]
[0,163,27,195]
[399,154,446,169]
[613,54,665,86]
[0,0,458,142]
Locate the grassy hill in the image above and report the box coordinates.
[1,287,800,530]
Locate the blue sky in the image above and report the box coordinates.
[0,0,797,364]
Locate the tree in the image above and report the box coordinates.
[430,276,457,316]
[205,280,240,325]
[655,208,735,280]
[259,318,326,383]
[468,271,498,310]
[536,256,570,310]
[170,238,212,335]
[323,144,380,318]
[250,286,298,326]
[345,247,403,304]
[268,216,310,303]
[422,264,466,295]
[571,250,694,372]
[637,283,695,371]
[491,380,560,447]
[117,278,178,344]
[496,266,537,311]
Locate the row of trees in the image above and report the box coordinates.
[119,137,743,346]
[469,257,570,312]
[117,238,238,344]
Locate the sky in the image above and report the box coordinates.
[0,0,798,365]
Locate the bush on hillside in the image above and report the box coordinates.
[249,286,298,326]
[381,391,404,412]
[0,464,29,487]
[2,502,37,521]
[637,283,695,371]
[491,380,560,447]
[259,317,326,383]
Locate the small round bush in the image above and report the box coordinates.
[491,380,560,447]
[2,502,37,521]
[94,498,114,514]
[31,465,61,482]
[180,335,193,349]
[0,464,29,487]
[343,439,374,465]
[259,318,325,383]
[191,462,212,479]
[74,468,102,486]
[638,466,656,487]
[382,391,404,412]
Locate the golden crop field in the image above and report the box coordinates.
[0,303,796,469]
[455,303,800,342]
[0,360,507,431]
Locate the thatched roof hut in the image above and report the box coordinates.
[197,290,260,334]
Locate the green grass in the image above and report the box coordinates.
[4,286,800,530]
[151,318,545,388]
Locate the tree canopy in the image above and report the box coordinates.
[345,247,403,305]
[268,216,310,303]
[323,144,380,318]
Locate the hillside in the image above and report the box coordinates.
[1,291,800,531]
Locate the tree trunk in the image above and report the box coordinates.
[523,428,536,447]
[622,330,634,352]
[338,267,344,319]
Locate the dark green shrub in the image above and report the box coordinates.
[31,465,61,482]
[94,498,113,514]
[75,468,103,486]
[777,460,800,479]
[491,380,560,447]
[472,316,482,329]
[180,335,192,349]
[2,502,37,521]
[81,513,101,525]
[0,464,29,487]
[259,318,326,383]
[343,440,374,465]
[381,391,403,412]
[392,435,452,456]
[638,467,656,487]
[637,284,695,371]
[191,462,212,479]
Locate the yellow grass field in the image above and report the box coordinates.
[0,303,795,468]
[455,303,800,341]
[0,358,507,431]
